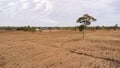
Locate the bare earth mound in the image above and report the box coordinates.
[0,30,120,68]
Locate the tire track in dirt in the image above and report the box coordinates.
[0,54,6,68]
[42,43,120,65]
[23,39,120,67]
[69,50,120,64]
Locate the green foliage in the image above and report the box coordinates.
[30,27,36,32]
[77,14,97,25]
[67,27,77,31]
[100,24,118,30]
[86,27,96,31]
[0,27,16,30]
[113,24,118,30]
[77,14,97,33]
[96,26,101,30]
[16,26,36,32]
[78,25,84,31]
[0,25,119,31]
[73,27,77,31]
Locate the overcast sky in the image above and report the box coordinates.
[0,0,120,27]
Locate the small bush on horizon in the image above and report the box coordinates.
[78,25,84,32]
[16,26,36,32]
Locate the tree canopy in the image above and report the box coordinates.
[77,14,97,26]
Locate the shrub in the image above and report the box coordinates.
[78,25,84,32]
[16,26,36,32]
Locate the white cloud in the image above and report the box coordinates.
[0,0,120,26]
[32,0,40,3]
[0,0,53,15]
[21,2,29,9]
[7,2,16,7]
[44,0,53,12]
[20,0,28,2]
[34,0,44,10]
[31,0,53,15]
[34,0,53,11]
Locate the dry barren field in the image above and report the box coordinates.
[0,30,120,68]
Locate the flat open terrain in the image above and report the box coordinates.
[0,30,120,68]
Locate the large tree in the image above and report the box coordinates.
[77,14,97,39]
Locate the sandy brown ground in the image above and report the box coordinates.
[0,30,120,68]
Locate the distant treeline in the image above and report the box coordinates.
[87,25,120,30]
[0,25,120,31]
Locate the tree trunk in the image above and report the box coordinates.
[83,23,86,39]
[83,27,85,39]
